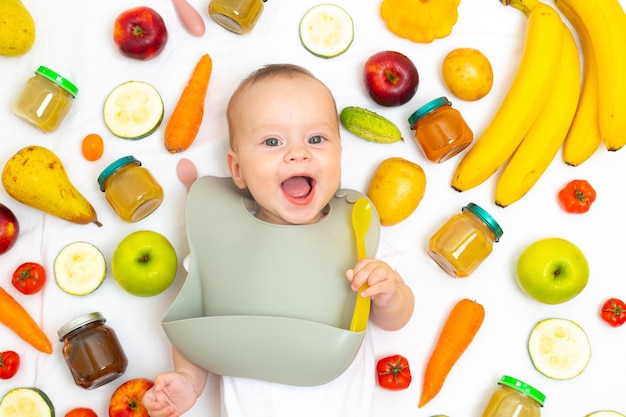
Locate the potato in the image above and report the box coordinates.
[442,48,493,101]
[367,157,426,226]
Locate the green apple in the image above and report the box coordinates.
[516,237,589,304]
[112,230,177,297]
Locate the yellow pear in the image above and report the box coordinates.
[2,146,101,226]
[0,0,36,57]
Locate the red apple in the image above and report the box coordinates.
[363,50,419,107]
[0,203,19,255]
[109,378,154,417]
[113,7,168,60]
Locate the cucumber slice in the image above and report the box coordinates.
[586,412,626,417]
[103,81,164,139]
[0,387,54,417]
[299,4,354,58]
[54,241,106,296]
[528,318,591,380]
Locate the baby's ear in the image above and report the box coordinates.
[226,151,247,189]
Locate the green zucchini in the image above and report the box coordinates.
[0,387,54,417]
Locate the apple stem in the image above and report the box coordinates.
[385,69,400,85]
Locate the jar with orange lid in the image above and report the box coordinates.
[481,375,545,417]
[13,65,78,133]
[98,156,164,222]
[209,0,267,34]
[408,96,473,163]
[428,202,503,277]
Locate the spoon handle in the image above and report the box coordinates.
[172,0,206,36]
[350,198,372,332]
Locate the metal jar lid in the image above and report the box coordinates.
[498,375,546,406]
[36,66,79,97]
[462,202,503,241]
[58,312,106,341]
[408,96,451,129]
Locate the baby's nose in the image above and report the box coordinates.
[285,145,311,161]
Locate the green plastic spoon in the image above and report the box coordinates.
[349,197,372,332]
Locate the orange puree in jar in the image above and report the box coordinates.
[98,156,164,222]
[408,96,473,163]
[428,203,503,277]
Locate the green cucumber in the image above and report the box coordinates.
[299,4,354,58]
[54,241,106,296]
[103,81,164,139]
[340,106,403,144]
[527,318,591,380]
[0,387,54,417]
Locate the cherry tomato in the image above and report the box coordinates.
[376,354,412,390]
[0,351,20,379]
[65,407,98,417]
[557,179,596,214]
[600,297,626,327]
[81,133,104,161]
[12,262,46,295]
[65,408,98,417]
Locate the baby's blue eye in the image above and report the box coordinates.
[264,137,281,146]
[308,135,324,144]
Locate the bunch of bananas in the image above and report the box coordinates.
[450,0,626,207]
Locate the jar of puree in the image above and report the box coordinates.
[98,156,163,222]
[58,312,128,389]
[428,203,503,277]
[208,0,267,34]
[14,66,78,133]
[481,375,545,417]
[408,96,473,163]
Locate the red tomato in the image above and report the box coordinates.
[600,298,626,327]
[81,133,104,161]
[12,262,47,295]
[65,408,98,417]
[376,354,412,390]
[0,351,20,379]
[557,179,596,214]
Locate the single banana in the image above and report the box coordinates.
[495,24,580,207]
[554,0,626,151]
[558,0,602,166]
[451,1,564,192]
[339,106,403,144]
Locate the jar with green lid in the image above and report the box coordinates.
[428,202,503,277]
[208,0,267,34]
[58,312,128,390]
[408,96,473,163]
[98,156,164,222]
[13,66,78,133]
[481,375,545,417]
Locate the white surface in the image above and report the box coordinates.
[0,0,624,416]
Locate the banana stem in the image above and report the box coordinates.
[501,0,541,16]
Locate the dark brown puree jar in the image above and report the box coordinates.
[58,312,128,389]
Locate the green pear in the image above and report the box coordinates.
[0,0,36,57]
[2,146,102,226]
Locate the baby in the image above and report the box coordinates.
[143,64,414,417]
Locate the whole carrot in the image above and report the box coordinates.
[164,53,213,153]
[0,286,52,354]
[418,298,485,408]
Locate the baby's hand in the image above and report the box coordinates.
[346,258,400,309]
[143,372,199,417]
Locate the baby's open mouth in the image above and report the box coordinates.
[282,176,314,199]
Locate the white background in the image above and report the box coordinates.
[0,0,625,416]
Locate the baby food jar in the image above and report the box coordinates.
[13,66,78,133]
[408,96,473,163]
[58,312,128,389]
[98,156,164,222]
[481,375,545,417]
[428,202,503,277]
[208,0,267,34]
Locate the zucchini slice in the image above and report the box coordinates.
[54,241,106,296]
[586,413,626,417]
[299,4,354,58]
[103,81,164,139]
[0,387,54,417]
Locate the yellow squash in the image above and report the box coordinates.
[380,0,460,43]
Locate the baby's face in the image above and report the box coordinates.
[227,75,342,225]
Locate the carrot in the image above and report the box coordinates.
[0,286,52,354]
[418,298,485,407]
[164,53,213,154]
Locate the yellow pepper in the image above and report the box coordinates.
[380,0,461,43]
